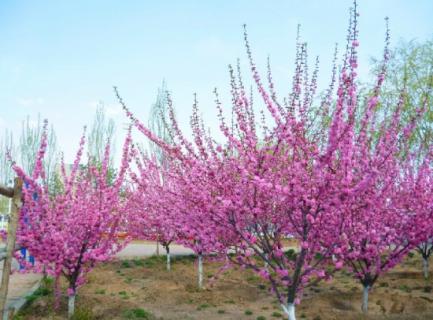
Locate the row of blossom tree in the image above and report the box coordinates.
[118,4,432,320]
[8,3,432,320]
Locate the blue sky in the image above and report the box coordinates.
[0,0,432,162]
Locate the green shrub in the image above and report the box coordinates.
[71,307,94,320]
[123,308,154,319]
[245,309,253,315]
[197,303,210,310]
[133,259,144,266]
[398,284,411,293]
[95,288,106,294]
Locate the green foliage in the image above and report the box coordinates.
[398,284,412,293]
[132,259,145,266]
[148,80,174,167]
[197,303,211,310]
[369,39,433,154]
[25,277,53,304]
[271,311,283,318]
[245,309,253,315]
[88,104,116,166]
[71,307,94,320]
[123,308,154,319]
[121,260,132,268]
[95,288,106,294]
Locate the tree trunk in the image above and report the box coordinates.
[68,294,76,319]
[0,178,22,319]
[156,240,160,256]
[423,257,429,279]
[264,253,269,271]
[281,303,296,320]
[362,285,370,313]
[198,254,203,289]
[165,245,171,271]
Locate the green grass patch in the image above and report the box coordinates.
[71,307,94,320]
[197,303,211,310]
[123,308,154,319]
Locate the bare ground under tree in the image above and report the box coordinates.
[15,253,433,320]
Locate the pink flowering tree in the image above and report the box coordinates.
[336,143,431,313]
[115,4,426,320]
[13,122,132,318]
[399,150,433,279]
[131,153,228,286]
[332,14,432,311]
[128,151,179,271]
[123,95,231,288]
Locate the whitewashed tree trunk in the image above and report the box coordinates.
[362,285,370,313]
[281,303,296,320]
[198,254,203,289]
[68,294,76,319]
[423,257,429,279]
[165,245,171,271]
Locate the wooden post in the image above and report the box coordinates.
[0,178,22,318]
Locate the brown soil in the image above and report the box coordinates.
[16,253,433,320]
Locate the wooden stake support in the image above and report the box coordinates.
[0,178,22,318]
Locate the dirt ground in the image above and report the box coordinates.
[15,253,433,320]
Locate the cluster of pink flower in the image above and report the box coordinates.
[119,4,432,320]
[12,125,133,317]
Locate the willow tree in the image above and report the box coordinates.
[370,39,433,277]
[88,103,116,165]
[148,81,174,166]
[20,115,58,194]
